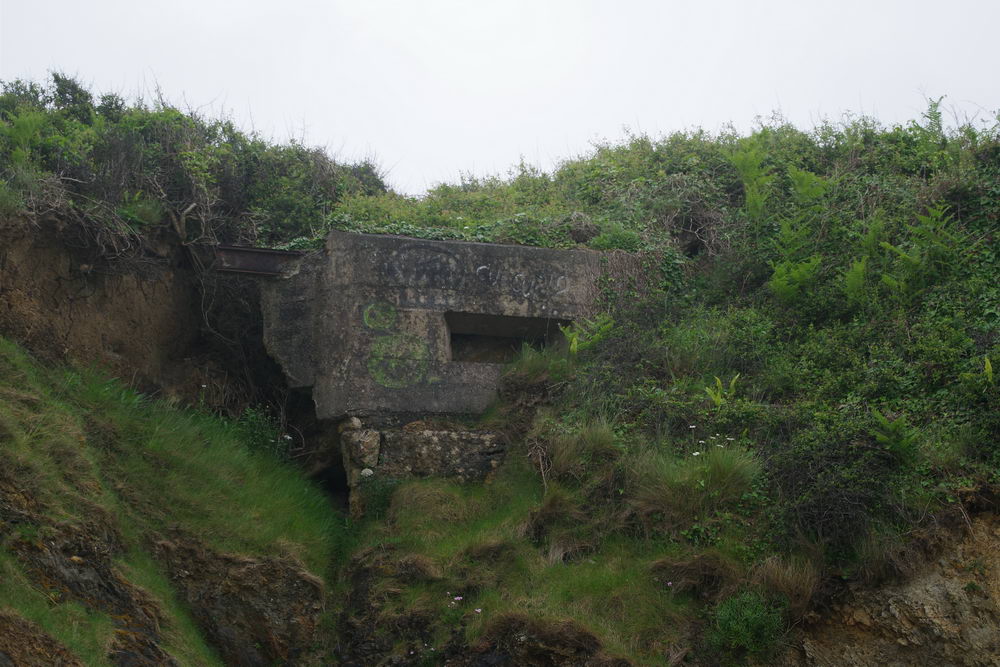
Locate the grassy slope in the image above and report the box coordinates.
[0,338,340,664]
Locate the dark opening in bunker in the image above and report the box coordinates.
[446,311,571,363]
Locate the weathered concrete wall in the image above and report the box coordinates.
[261,231,603,420]
[258,258,318,390]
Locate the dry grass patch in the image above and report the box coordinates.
[751,555,820,619]
[388,480,472,533]
[548,421,620,483]
[650,550,744,601]
[524,488,588,543]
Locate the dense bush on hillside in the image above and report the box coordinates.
[0,73,386,251]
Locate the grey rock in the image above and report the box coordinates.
[342,429,381,468]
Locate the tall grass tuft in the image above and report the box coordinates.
[627,445,760,530]
[751,556,820,620]
[548,421,618,483]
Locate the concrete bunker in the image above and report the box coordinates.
[254,230,619,502]
[260,230,604,421]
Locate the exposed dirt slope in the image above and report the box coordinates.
[154,537,325,666]
[0,217,231,406]
[0,338,334,665]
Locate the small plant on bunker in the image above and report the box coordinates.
[237,406,285,458]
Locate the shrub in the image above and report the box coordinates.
[730,140,774,222]
[768,255,822,305]
[842,255,869,306]
[870,409,920,465]
[588,222,644,251]
[0,73,387,250]
[708,590,785,660]
[879,203,965,301]
[768,411,906,550]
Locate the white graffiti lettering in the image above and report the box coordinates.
[475,263,569,301]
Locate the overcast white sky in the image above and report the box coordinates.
[2,0,999,194]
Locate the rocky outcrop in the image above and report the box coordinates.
[1,459,176,666]
[784,513,1000,667]
[336,417,505,517]
[339,418,383,517]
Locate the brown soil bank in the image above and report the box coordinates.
[0,216,251,408]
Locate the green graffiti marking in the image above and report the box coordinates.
[367,333,430,389]
[363,302,397,331]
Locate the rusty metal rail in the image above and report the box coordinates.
[208,245,306,276]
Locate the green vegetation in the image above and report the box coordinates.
[0,338,339,664]
[0,73,386,250]
[3,75,999,663]
[335,100,999,662]
[708,590,785,662]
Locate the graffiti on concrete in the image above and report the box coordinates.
[367,333,430,389]
[475,264,570,301]
[363,301,397,331]
[384,244,463,290]
[381,243,570,303]
[363,301,431,389]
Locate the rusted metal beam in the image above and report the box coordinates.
[210,245,305,276]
